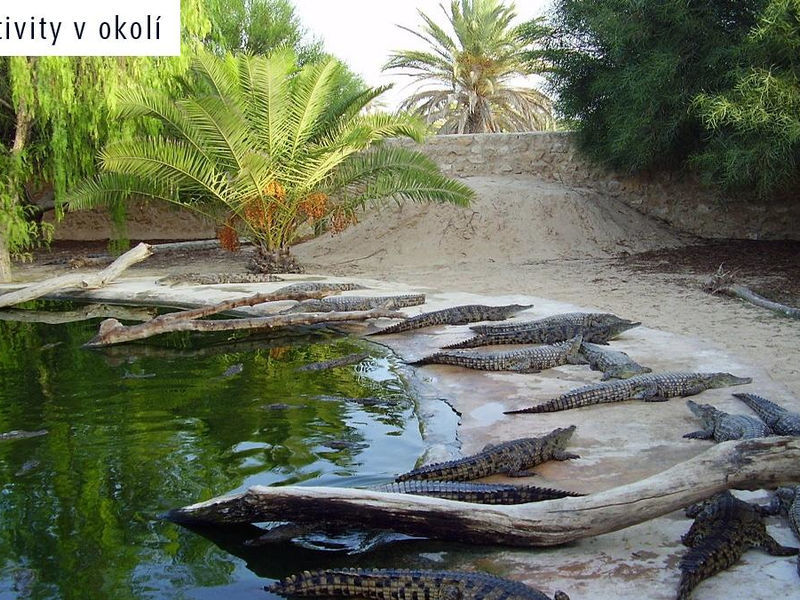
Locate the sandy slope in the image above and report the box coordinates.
[295,175,799,399]
[295,175,687,269]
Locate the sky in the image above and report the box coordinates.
[292,0,553,109]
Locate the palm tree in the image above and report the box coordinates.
[68,49,473,272]
[384,0,554,134]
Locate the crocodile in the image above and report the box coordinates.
[732,392,800,435]
[267,568,570,600]
[683,400,772,442]
[368,303,532,336]
[395,426,578,482]
[445,315,640,350]
[409,336,583,373]
[505,372,752,414]
[677,491,797,599]
[270,282,367,295]
[470,312,630,336]
[295,353,369,372]
[775,486,800,575]
[0,429,48,442]
[578,341,651,380]
[282,294,425,314]
[375,481,585,504]
[156,272,284,285]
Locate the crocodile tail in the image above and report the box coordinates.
[441,335,487,349]
[407,354,436,366]
[504,401,557,414]
[732,392,782,416]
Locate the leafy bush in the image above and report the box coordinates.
[541,0,765,171]
[691,0,800,196]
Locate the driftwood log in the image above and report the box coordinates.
[85,308,404,348]
[0,303,157,324]
[704,266,800,319]
[167,436,800,547]
[0,242,152,308]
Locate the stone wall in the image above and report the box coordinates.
[391,132,799,240]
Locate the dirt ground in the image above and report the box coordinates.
[9,174,800,599]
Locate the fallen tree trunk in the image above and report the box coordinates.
[85,308,404,348]
[0,304,157,324]
[0,243,152,308]
[713,284,800,320]
[703,266,800,319]
[167,436,800,547]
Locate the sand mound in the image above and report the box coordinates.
[294,175,687,270]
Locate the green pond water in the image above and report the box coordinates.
[0,303,442,599]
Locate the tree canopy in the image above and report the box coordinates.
[539,0,799,197]
[0,0,212,280]
[384,0,554,133]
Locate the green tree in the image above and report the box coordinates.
[691,0,800,195]
[67,50,473,272]
[384,0,554,134]
[204,0,323,62]
[0,0,211,282]
[540,0,765,172]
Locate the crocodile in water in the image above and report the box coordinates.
[683,400,771,442]
[267,568,571,600]
[375,481,584,504]
[0,429,48,442]
[409,336,583,373]
[677,491,797,599]
[156,272,285,286]
[445,313,639,349]
[368,303,532,335]
[505,372,752,414]
[282,294,425,314]
[578,341,651,380]
[295,353,370,372]
[732,392,800,435]
[395,426,578,482]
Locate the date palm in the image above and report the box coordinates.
[384,0,554,134]
[68,49,473,271]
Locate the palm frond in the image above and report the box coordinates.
[288,58,343,156]
[65,173,177,212]
[326,145,473,207]
[238,50,294,157]
[100,137,226,202]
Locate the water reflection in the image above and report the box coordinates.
[0,303,425,598]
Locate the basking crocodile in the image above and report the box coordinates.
[409,336,583,373]
[505,372,752,414]
[445,314,640,349]
[375,481,584,504]
[733,392,800,435]
[295,353,369,372]
[775,486,800,575]
[275,282,366,294]
[268,568,570,600]
[368,303,532,336]
[678,491,797,599]
[283,294,425,314]
[156,272,284,286]
[683,400,772,442]
[395,426,578,482]
[578,341,651,380]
